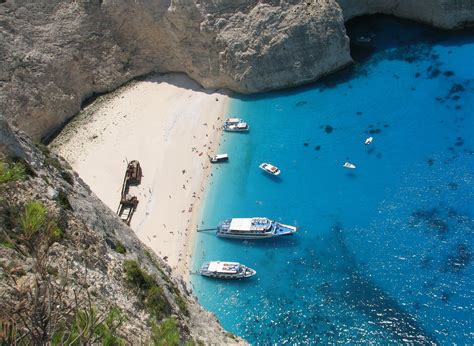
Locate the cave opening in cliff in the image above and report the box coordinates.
[343,14,467,63]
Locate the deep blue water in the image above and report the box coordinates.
[191,16,474,344]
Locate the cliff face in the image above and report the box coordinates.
[0,0,349,139]
[1,0,472,140]
[0,116,244,344]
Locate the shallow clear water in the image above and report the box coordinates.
[191,16,474,344]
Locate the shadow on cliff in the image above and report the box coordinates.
[143,72,230,96]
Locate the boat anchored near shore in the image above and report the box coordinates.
[209,153,229,163]
[223,118,249,132]
[200,261,256,279]
[217,217,297,239]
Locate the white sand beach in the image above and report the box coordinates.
[51,73,229,278]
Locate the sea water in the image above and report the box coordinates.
[191,16,473,344]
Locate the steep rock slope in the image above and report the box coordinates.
[0,116,243,344]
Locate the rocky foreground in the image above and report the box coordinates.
[0,116,243,344]
[1,0,473,139]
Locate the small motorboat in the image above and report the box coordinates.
[200,261,256,279]
[259,162,280,176]
[356,36,371,44]
[343,162,356,169]
[223,118,249,132]
[365,137,373,145]
[209,153,229,163]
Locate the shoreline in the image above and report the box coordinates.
[50,73,230,279]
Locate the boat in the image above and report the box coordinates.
[200,261,256,279]
[209,153,229,163]
[355,36,371,44]
[217,217,297,239]
[259,162,280,176]
[125,160,142,184]
[364,137,373,145]
[343,162,356,169]
[223,118,249,132]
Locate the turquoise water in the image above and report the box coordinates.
[191,16,473,344]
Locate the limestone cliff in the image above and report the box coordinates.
[1,0,473,140]
[0,116,243,344]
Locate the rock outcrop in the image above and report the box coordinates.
[1,0,473,140]
[0,115,244,344]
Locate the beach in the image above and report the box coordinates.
[51,73,229,278]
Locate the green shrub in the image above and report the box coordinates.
[145,286,171,320]
[174,293,189,317]
[18,201,63,245]
[123,260,154,291]
[49,221,63,243]
[20,201,47,237]
[0,160,26,184]
[95,307,126,346]
[52,306,125,345]
[151,318,180,346]
[123,260,172,320]
[114,241,126,254]
[0,239,14,248]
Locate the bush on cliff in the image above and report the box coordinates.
[0,159,26,184]
[123,260,172,320]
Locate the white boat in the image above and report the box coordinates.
[223,118,249,132]
[343,162,356,169]
[259,162,280,176]
[200,261,256,279]
[217,217,297,239]
[209,153,229,163]
[364,137,373,145]
[356,36,371,44]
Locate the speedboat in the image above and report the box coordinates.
[364,137,373,145]
[259,162,280,176]
[217,217,297,239]
[223,118,249,132]
[209,153,229,163]
[355,36,371,44]
[200,261,256,279]
[343,162,356,169]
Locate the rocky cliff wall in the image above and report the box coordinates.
[1,1,473,140]
[0,0,350,139]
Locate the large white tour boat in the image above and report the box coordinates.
[217,217,297,239]
[223,118,249,132]
[200,261,256,279]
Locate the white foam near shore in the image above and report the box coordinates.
[51,73,229,278]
